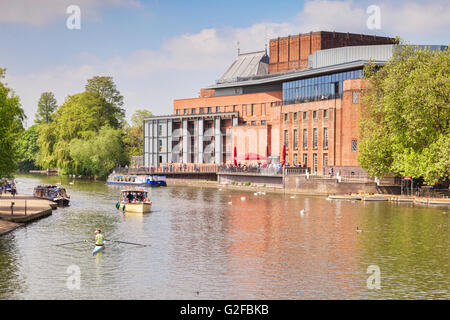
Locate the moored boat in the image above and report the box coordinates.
[107,174,167,187]
[328,195,362,201]
[117,189,152,213]
[363,196,388,201]
[33,185,70,206]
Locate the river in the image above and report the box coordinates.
[0,174,448,299]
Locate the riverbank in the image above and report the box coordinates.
[0,193,55,227]
[0,220,21,236]
[165,178,450,205]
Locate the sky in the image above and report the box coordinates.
[0,0,449,126]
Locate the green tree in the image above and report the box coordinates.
[131,109,153,127]
[0,68,25,178]
[70,126,127,179]
[85,76,125,125]
[35,92,57,124]
[359,44,450,184]
[37,76,127,176]
[123,109,153,161]
[17,125,40,172]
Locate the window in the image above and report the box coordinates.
[323,128,328,149]
[313,153,318,173]
[313,110,318,120]
[293,153,298,165]
[294,112,298,122]
[284,113,289,123]
[261,120,266,125]
[199,107,204,114]
[184,108,188,115]
[303,111,308,121]
[284,130,289,148]
[251,104,254,116]
[176,109,181,115]
[303,129,308,149]
[353,91,359,104]
[251,121,256,125]
[233,105,236,112]
[352,140,358,152]
[323,109,328,119]
[159,139,163,152]
[303,153,308,167]
[263,103,266,115]
[244,104,247,115]
[191,108,196,114]
[313,128,318,149]
[293,129,298,150]
[207,107,212,113]
[323,153,329,168]
[216,106,220,113]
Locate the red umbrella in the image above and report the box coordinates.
[282,145,286,167]
[233,146,237,166]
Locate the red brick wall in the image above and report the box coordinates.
[269,31,396,74]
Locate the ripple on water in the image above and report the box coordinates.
[1,175,449,299]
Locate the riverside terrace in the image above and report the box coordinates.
[115,164,401,195]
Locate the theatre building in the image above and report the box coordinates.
[143,31,398,175]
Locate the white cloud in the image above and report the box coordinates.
[0,0,141,26]
[5,0,449,125]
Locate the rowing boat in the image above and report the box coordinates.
[92,245,105,255]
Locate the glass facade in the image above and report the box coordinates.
[282,69,364,105]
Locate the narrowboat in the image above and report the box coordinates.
[33,185,70,206]
[107,174,167,187]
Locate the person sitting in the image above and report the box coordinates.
[95,229,105,246]
[126,192,134,203]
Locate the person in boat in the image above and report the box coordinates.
[95,229,105,247]
[126,192,134,203]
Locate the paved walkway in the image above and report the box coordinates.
[0,193,54,223]
[0,220,21,236]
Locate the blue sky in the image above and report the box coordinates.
[0,0,449,125]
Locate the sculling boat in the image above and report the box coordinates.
[92,245,105,255]
[117,189,152,213]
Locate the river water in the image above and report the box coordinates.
[0,174,448,300]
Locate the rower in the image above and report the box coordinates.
[95,229,105,246]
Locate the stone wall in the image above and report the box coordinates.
[218,173,283,188]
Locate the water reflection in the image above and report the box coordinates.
[0,175,448,299]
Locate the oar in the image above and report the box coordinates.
[105,239,149,247]
[56,240,89,247]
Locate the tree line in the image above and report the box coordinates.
[1,73,152,179]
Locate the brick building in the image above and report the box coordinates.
[143,31,401,175]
